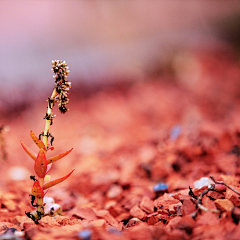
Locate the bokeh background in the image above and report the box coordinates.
[1,1,240,113]
[1,3,240,234]
[1,1,240,211]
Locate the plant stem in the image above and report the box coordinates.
[42,88,57,150]
[37,198,44,215]
[37,177,44,216]
[38,88,57,218]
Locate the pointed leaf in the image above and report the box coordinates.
[30,131,46,150]
[20,140,37,161]
[43,169,75,190]
[47,148,73,164]
[32,181,44,198]
[34,149,47,178]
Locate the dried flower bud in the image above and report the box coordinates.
[51,60,71,114]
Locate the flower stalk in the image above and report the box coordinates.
[22,60,74,224]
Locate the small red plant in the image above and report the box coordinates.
[21,60,74,223]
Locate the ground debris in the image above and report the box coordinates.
[3,50,240,239]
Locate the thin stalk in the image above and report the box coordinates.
[37,197,43,216]
[37,89,57,218]
[42,88,57,150]
[37,177,44,216]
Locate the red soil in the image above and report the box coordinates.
[1,49,240,239]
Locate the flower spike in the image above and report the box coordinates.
[51,60,71,114]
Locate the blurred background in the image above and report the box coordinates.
[1,0,240,189]
[1,1,240,114]
[1,2,240,232]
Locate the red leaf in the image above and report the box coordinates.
[47,148,73,164]
[20,140,37,161]
[32,181,44,198]
[30,131,46,150]
[34,149,47,178]
[43,169,75,190]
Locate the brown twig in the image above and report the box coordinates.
[196,184,220,213]
[188,184,220,215]
[189,186,198,200]
[210,175,240,196]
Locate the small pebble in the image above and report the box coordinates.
[153,183,168,192]
[214,184,227,192]
[78,229,92,240]
[43,197,62,217]
[193,177,214,189]
[107,227,122,235]
[126,218,141,228]
[170,125,182,141]
[107,185,122,199]
[0,228,23,240]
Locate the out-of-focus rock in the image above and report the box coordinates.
[139,196,154,214]
[215,199,234,212]
[193,177,214,189]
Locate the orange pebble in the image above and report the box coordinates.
[215,184,227,192]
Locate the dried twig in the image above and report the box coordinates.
[196,184,220,213]
[188,184,220,215]
[210,175,240,196]
[189,186,198,200]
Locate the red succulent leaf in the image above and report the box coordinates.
[20,140,37,161]
[30,131,46,150]
[32,181,44,198]
[47,148,73,164]
[43,169,75,190]
[34,149,47,178]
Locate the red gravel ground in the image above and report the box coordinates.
[1,49,240,239]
